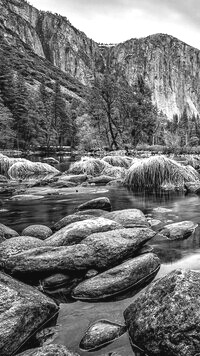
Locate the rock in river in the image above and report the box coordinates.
[160,220,197,240]
[0,236,44,262]
[73,253,160,300]
[105,209,149,228]
[0,223,19,240]
[77,197,111,211]
[45,217,122,247]
[17,344,79,356]
[53,214,98,232]
[22,225,53,240]
[80,319,127,351]
[124,269,200,356]
[0,272,58,356]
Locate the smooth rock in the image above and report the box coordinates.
[40,273,83,297]
[17,344,79,356]
[105,209,149,228]
[73,253,160,300]
[0,223,19,239]
[83,227,156,269]
[59,174,87,184]
[106,179,124,187]
[0,272,58,356]
[10,194,44,201]
[153,207,172,213]
[88,175,115,184]
[0,236,44,262]
[77,197,111,211]
[160,220,197,240]
[75,209,107,217]
[45,218,122,247]
[124,269,200,356]
[80,319,127,351]
[147,218,162,229]
[50,181,77,188]
[53,214,97,232]
[22,225,52,240]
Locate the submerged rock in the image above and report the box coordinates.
[0,223,19,240]
[45,217,122,247]
[41,273,83,298]
[105,209,149,228]
[0,272,58,356]
[10,194,44,201]
[124,269,200,356]
[160,220,197,240]
[77,197,111,211]
[17,344,79,356]
[0,236,44,262]
[53,214,98,232]
[73,253,160,300]
[22,225,52,240]
[80,319,127,351]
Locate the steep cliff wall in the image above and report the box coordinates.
[1,0,200,119]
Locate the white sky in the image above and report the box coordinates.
[29,0,200,49]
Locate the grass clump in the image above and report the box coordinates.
[8,161,59,179]
[102,165,127,179]
[68,157,110,176]
[102,155,132,168]
[125,155,200,190]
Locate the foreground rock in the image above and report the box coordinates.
[0,272,58,356]
[0,223,19,240]
[0,236,44,262]
[124,269,200,356]
[105,209,149,228]
[160,220,197,240]
[17,344,79,356]
[45,218,122,246]
[53,214,98,232]
[73,253,160,300]
[80,320,127,351]
[83,228,156,270]
[40,273,83,297]
[22,225,52,240]
[77,197,111,211]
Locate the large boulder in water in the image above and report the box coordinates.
[83,227,156,270]
[104,209,149,228]
[0,223,19,240]
[160,220,197,240]
[17,344,79,356]
[124,269,200,356]
[22,225,52,240]
[0,272,58,356]
[77,197,111,211]
[45,217,122,247]
[73,253,160,300]
[53,214,98,232]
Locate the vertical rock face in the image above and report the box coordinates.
[1,0,200,118]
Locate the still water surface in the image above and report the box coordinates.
[1,186,200,355]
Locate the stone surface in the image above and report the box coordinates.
[73,253,160,300]
[17,344,79,356]
[160,220,197,240]
[75,209,107,217]
[77,197,111,211]
[80,320,127,351]
[105,209,149,228]
[53,214,97,232]
[88,175,115,184]
[40,273,83,298]
[45,217,122,247]
[22,225,52,240]
[0,272,58,356]
[124,269,200,356]
[0,236,44,262]
[10,194,44,201]
[58,174,87,184]
[0,223,19,239]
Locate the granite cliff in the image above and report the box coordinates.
[1,0,200,119]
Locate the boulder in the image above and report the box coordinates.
[77,197,111,211]
[80,319,127,351]
[83,227,156,270]
[0,223,19,240]
[0,236,44,262]
[75,209,106,217]
[73,253,160,300]
[53,214,97,232]
[88,175,115,184]
[0,272,58,356]
[40,273,83,298]
[124,269,200,356]
[22,225,52,240]
[160,220,197,240]
[45,218,122,247]
[17,344,79,356]
[4,244,95,275]
[104,209,149,228]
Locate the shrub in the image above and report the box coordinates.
[102,155,132,168]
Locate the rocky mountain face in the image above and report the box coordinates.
[1,0,200,119]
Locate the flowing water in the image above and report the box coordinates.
[1,185,200,355]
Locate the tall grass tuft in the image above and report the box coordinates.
[125,155,200,190]
[68,157,111,176]
[8,161,59,179]
[102,165,127,179]
[102,155,132,168]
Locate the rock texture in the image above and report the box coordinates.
[105,209,149,228]
[77,197,111,211]
[0,223,19,240]
[22,225,52,240]
[160,220,197,240]
[0,236,44,262]
[124,269,200,356]
[0,272,58,356]
[17,344,79,356]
